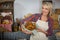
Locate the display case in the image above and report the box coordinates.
[50,9,60,30]
[0,0,15,32]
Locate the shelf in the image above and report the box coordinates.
[0,0,15,3]
[0,0,14,32]
[0,8,13,10]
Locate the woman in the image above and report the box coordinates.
[21,2,53,40]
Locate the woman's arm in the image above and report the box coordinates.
[37,28,48,35]
[20,14,35,24]
[47,17,54,36]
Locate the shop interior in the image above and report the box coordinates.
[0,0,60,40]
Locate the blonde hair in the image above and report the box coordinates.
[42,2,53,16]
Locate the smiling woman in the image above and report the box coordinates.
[20,1,53,40]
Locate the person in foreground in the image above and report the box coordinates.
[21,2,53,40]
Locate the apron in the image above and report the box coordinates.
[30,19,49,40]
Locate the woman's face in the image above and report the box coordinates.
[42,5,50,16]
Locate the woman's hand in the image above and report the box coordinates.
[25,31,32,34]
[37,28,48,35]
[22,28,32,34]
